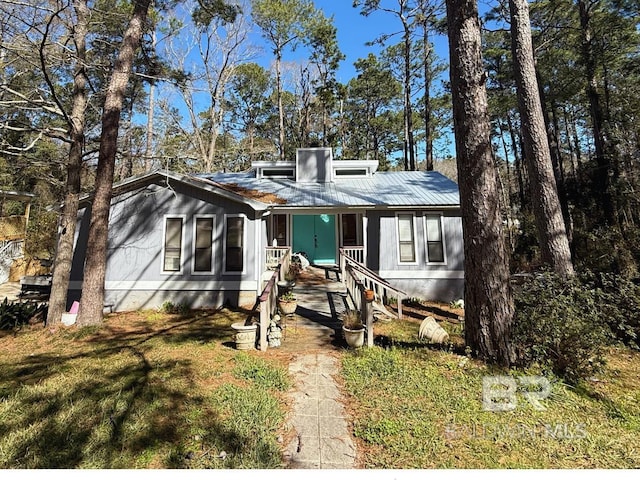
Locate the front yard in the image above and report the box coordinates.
[1,306,639,468]
[0,308,291,468]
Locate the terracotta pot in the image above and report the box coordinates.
[364,289,375,302]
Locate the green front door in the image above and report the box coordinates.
[292,214,336,265]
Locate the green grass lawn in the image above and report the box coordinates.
[342,319,640,468]
[2,307,639,469]
[0,309,291,468]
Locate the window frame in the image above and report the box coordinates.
[192,214,216,275]
[396,212,418,265]
[424,212,447,264]
[223,214,247,274]
[270,213,289,247]
[161,215,186,274]
[340,213,362,247]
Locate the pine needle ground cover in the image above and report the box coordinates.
[342,319,640,469]
[0,309,290,468]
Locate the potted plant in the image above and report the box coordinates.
[341,310,365,348]
[278,290,297,315]
[277,264,299,295]
[231,321,258,350]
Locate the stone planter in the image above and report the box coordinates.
[418,316,449,344]
[278,299,297,315]
[231,322,258,350]
[342,325,365,348]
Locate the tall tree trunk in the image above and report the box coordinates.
[446,0,515,366]
[577,0,617,226]
[76,0,152,326]
[423,22,434,171]
[276,50,285,161]
[145,28,156,171]
[506,112,526,210]
[46,0,90,327]
[509,0,574,277]
[549,99,574,245]
[403,23,416,171]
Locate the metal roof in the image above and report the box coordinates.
[199,170,460,208]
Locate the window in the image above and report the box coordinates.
[194,216,214,272]
[272,214,288,246]
[341,214,359,246]
[262,168,294,178]
[425,214,445,263]
[334,168,368,177]
[163,217,183,272]
[225,215,244,272]
[397,213,416,263]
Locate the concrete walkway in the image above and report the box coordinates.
[284,353,357,469]
[280,267,358,468]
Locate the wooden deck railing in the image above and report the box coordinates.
[0,239,24,260]
[340,247,405,322]
[250,247,292,351]
[340,246,365,266]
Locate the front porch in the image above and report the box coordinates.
[254,247,405,352]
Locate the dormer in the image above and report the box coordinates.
[251,147,379,182]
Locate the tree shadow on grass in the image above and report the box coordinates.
[0,308,282,468]
[373,334,467,356]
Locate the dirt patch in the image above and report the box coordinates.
[389,299,464,324]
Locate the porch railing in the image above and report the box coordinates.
[265,246,291,272]
[340,246,365,266]
[251,247,292,351]
[340,247,405,321]
[0,239,24,260]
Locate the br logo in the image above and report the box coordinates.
[482,375,551,412]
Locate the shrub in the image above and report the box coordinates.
[159,301,190,315]
[512,271,611,383]
[588,272,640,350]
[0,299,47,330]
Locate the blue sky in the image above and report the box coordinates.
[307,1,451,84]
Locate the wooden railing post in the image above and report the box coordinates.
[363,291,374,347]
[259,301,268,352]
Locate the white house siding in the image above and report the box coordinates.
[366,209,464,301]
[68,180,262,312]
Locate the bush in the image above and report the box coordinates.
[512,271,611,383]
[588,272,640,350]
[159,301,190,315]
[0,299,47,330]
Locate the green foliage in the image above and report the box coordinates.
[588,272,640,350]
[232,352,290,391]
[0,299,46,330]
[512,272,611,383]
[278,290,295,302]
[159,301,190,315]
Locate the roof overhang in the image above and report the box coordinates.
[79,170,270,212]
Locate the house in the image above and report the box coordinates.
[68,147,464,312]
[0,190,34,284]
